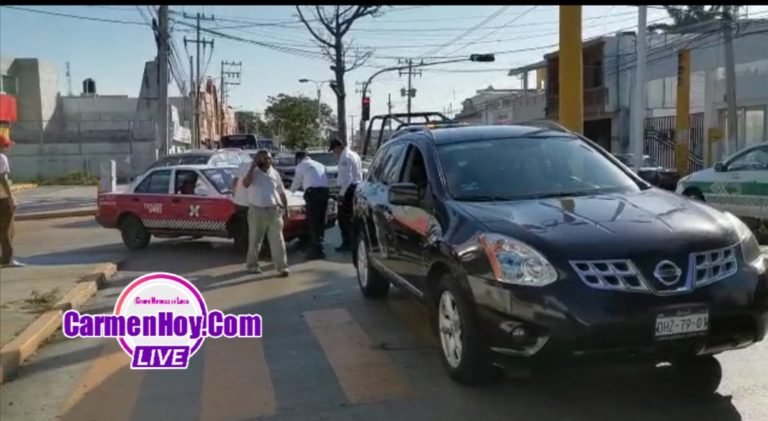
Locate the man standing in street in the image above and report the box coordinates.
[242,150,290,277]
[330,138,362,252]
[0,134,23,268]
[290,150,329,260]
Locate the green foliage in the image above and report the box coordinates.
[649,6,742,32]
[235,111,273,138]
[264,94,335,149]
[37,171,98,186]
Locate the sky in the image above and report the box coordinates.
[3,5,768,130]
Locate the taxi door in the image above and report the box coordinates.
[171,168,234,234]
[130,169,175,229]
[716,144,768,220]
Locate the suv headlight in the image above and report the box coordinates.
[477,233,558,287]
[724,212,765,272]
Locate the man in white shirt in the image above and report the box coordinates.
[290,150,329,259]
[329,138,363,252]
[0,134,23,268]
[242,150,289,277]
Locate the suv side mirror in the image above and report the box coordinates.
[714,162,726,172]
[389,183,421,206]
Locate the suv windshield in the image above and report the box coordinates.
[438,136,642,201]
[202,168,235,194]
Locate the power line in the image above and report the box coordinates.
[0,5,149,25]
[420,6,512,58]
[443,6,539,57]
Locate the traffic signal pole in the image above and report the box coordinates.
[559,6,583,134]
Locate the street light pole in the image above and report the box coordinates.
[358,53,495,154]
[299,78,329,146]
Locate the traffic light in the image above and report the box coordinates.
[362,96,371,121]
[469,54,496,62]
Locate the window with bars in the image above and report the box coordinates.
[0,75,18,95]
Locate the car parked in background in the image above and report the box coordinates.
[614,153,680,191]
[147,149,252,171]
[352,122,767,391]
[676,143,768,231]
[274,150,340,194]
[97,164,337,252]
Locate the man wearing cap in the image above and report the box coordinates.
[0,134,23,268]
[329,138,362,252]
[290,150,329,260]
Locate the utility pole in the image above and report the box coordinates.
[349,114,356,148]
[630,6,648,171]
[559,6,583,134]
[676,49,691,176]
[156,6,170,157]
[183,12,214,149]
[387,93,393,132]
[722,9,738,155]
[65,62,72,96]
[398,58,422,123]
[220,60,242,137]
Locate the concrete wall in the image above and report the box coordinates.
[510,93,546,123]
[7,139,157,182]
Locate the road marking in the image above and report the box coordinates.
[60,340,144,421]
[304,308,412,404]
[200,338,276,420]
[388,299,439,347]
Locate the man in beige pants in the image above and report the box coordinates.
[242,150,290,277]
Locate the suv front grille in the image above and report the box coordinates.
[569,260,650,293]
[691,244,738,287]
[570,244,740,295]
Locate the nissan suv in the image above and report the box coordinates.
[352,123,767,391]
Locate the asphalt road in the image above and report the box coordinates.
[1,226,767,421]
[14,185,128,215]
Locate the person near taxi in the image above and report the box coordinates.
[330,138,362,252]
[0,134,23,268]
[242,150,290,277]
[290,150,329,260]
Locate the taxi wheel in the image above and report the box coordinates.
[120,215,150,250]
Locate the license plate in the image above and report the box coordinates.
[655,307,709,340]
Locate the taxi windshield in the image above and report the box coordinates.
[202,168,235,194]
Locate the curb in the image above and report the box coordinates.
[16,208,97,222]
[0,261,119,384]
[10,183,38,193]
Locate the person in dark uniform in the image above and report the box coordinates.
[329,138,362,252]
[290,150,330,259]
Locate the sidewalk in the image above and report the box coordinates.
[0,216,126,382]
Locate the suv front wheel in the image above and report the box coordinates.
[436,274,498,385]
[356,236,390,298]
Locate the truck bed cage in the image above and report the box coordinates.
[362,112,454,157]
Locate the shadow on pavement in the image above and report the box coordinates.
[20,243,127,266]
[54,219,101,229]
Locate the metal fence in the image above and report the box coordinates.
[643,113,705,173]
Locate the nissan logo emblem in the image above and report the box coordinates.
[654,260,682,286]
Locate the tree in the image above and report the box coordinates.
[648,6,741,32]
[263,94,334,149]
[296,6,384,144]
[235,111,273,138]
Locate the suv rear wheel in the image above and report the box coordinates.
[435,275,498,385]
[356,236,389,298]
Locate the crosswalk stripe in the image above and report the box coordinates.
[388,299,439,347]
[304,308,413,404]
[200,338,276,421]
[60,340,145,421]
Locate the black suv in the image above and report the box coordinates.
[352,123,767,389]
